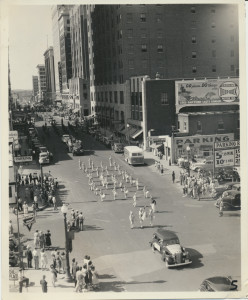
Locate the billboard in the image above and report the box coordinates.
[175,78,239,111]
[214,140,240,167]
[14,156,33,163]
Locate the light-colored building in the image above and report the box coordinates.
[32,75,39,100]
[37,64,46,102]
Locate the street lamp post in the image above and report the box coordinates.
[61,204,72,282]
[127,123,130,145]
[186,145,191,176]
[39,159,44,189]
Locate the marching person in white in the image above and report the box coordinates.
[123,186,128,199]
[109,155,112,167]
[78,159,82,170]
[139,208,144,228]
[136,178,139,191]
[112,188,117,200]
[133,193,137,207]
[99,190,106,202]
[129,211,135,229]
[149,208,155,226]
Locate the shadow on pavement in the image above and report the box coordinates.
[186,248,204,269]
[98,274,116,279]
[156,210,173,213]
[144,158,155,166]
[83,225,103,231]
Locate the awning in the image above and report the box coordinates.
[132,129,143,139]
[73,108,79,113]
[150,143,164,149]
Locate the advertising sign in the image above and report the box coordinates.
[214,149,235,167]
[14,156,33,163]
[175,78,239,111]
[215,140,240,149]
[174,133,234,146]
[234,148,240,166]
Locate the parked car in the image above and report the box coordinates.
[199,276,237,292]
[39,152,50,164]
[212,182,241,199]
[215,190,241,209]
[190,160,213,172]
[149,229,192,268]
[72,141,84,156]
[112,142,124,153]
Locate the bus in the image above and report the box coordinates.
[124,146,144,165]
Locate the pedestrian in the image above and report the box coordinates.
[133,193,137,207]
[172,171,175,183]
[219,200,224,217]
[60,252,66,273]
[149,208,155,226]
[39,231,45,249]
[40,248,48,271]
[18,268,29,293]
[71,258,77,281]
[32,248,39,269]
[52,195,57,210]
[99,190,106,202]
[78,158,82,170]
[145,190,150,199]
[123,186,128,199]
[75,210,80,230]
[129,211,135,229]
[136,178,139,190]
[75,266,84,292]
[9,220,13,235]
[50,265,58,287]
[88,157,91,168]
[23,202,29,216]
[56,251,62,273]
[34,230,40,248]
[40,275,48,293]
[17,197,23,211]
[112,188,117,200]
[26,246,33,268]
[78,212,84,231]
[197,185,202,201]
[91,266,99,290]
[45,230,52,249]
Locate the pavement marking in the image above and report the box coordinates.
[190,243,216,255]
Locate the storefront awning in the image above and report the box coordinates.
[132,129,143,139]
[150,143,164,149]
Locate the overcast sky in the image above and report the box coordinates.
[9,5,53,90]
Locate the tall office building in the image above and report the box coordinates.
[51,5,73,102]
[44,47,56,103]
[68,5,90,116]
[87,4,239,133]
[32,76,39,100]
[37,64,46,102]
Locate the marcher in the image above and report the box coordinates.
[79,158,82,170]
[136,178,139,190]
[40,249,48,271]
[133,193,137,207]
[91,266,99,290]
[45,230,52,249]
[40,275,48,293]
[129,211,135,229]
[123,186,128,199]
[112,188,117,200]
[172,171,175,183]
[149,208,155,226]
[71,258,78,281]
[219,200,224,217]
[99,190,105,202]
[78,212,84,231]
[150,198,157,213]
[52,196,57,210]
[139,208,144,228]
[32,248,39,269]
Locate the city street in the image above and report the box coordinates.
[12,119,240,292]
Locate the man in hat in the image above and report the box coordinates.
[18,268,29,293]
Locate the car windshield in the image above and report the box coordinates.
[40,153,48,157]
[40,147,47,152]
[163,239,180,246]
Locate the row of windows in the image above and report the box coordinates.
[192,36,235,44]
[179,119,239,131]
[191,49,235,58]
[191,65,236,73]
[95,91,124,104]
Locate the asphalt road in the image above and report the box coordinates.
[21,119,241,292]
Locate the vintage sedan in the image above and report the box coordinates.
[215,190,241,209]
[199,276,237,291]
[113,142,124,153]
[149,229,192,268]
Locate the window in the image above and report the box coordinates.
[230,65,234,72]
[157,30,163,38]
[161,92,168,105]
[211,22,216,28]
[184,122,187,131]
[156,13,162,22]
[191,20,196,29]
[192,66,197,73]
[191,6,196,13]
[212,65,216,72]
[105,91,108,102]
[128,59,134,69]
[230,35,234,42]
[218,120,224,130]
[192,36,196,43]
[237,118,240,129]
[128,44,134,54]
[197,121,202,131]
[109,91,112,103]
[157,44,163,52]
[127,13,133,23]
[114,91,118,103]
[141,44,147,52]
[212,50,216,57]
[120,91,124,104]
[231,50,234,57]
[140,13,146,22]
[141,29,147,38]
[192,51,196,58]
[142,59,148,68]
[9,186,12,198]
[127,29,133,38]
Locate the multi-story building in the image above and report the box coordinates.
[68,5,90,117]
[36,64,46,102]
[44,47,56,103]
[51,5,73,103]
[32,76,39,100]
[87,4,239,138]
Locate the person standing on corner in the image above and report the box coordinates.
[172,171,175,183]
[40,275,48,293]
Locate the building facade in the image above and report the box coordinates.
[44,47,56,103]
[32,76,39,100]
[87,4,239,139]
[36,64,46,102]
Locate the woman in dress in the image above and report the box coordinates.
[45,230,52,249]
[23,202,29,216]
[91,266,99,290]
[50,265,58,287]
[34,230,40,248]
[40,248,48,271]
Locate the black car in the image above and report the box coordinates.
[199,276,237,291]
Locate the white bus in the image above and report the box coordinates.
[124,146,144,165]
